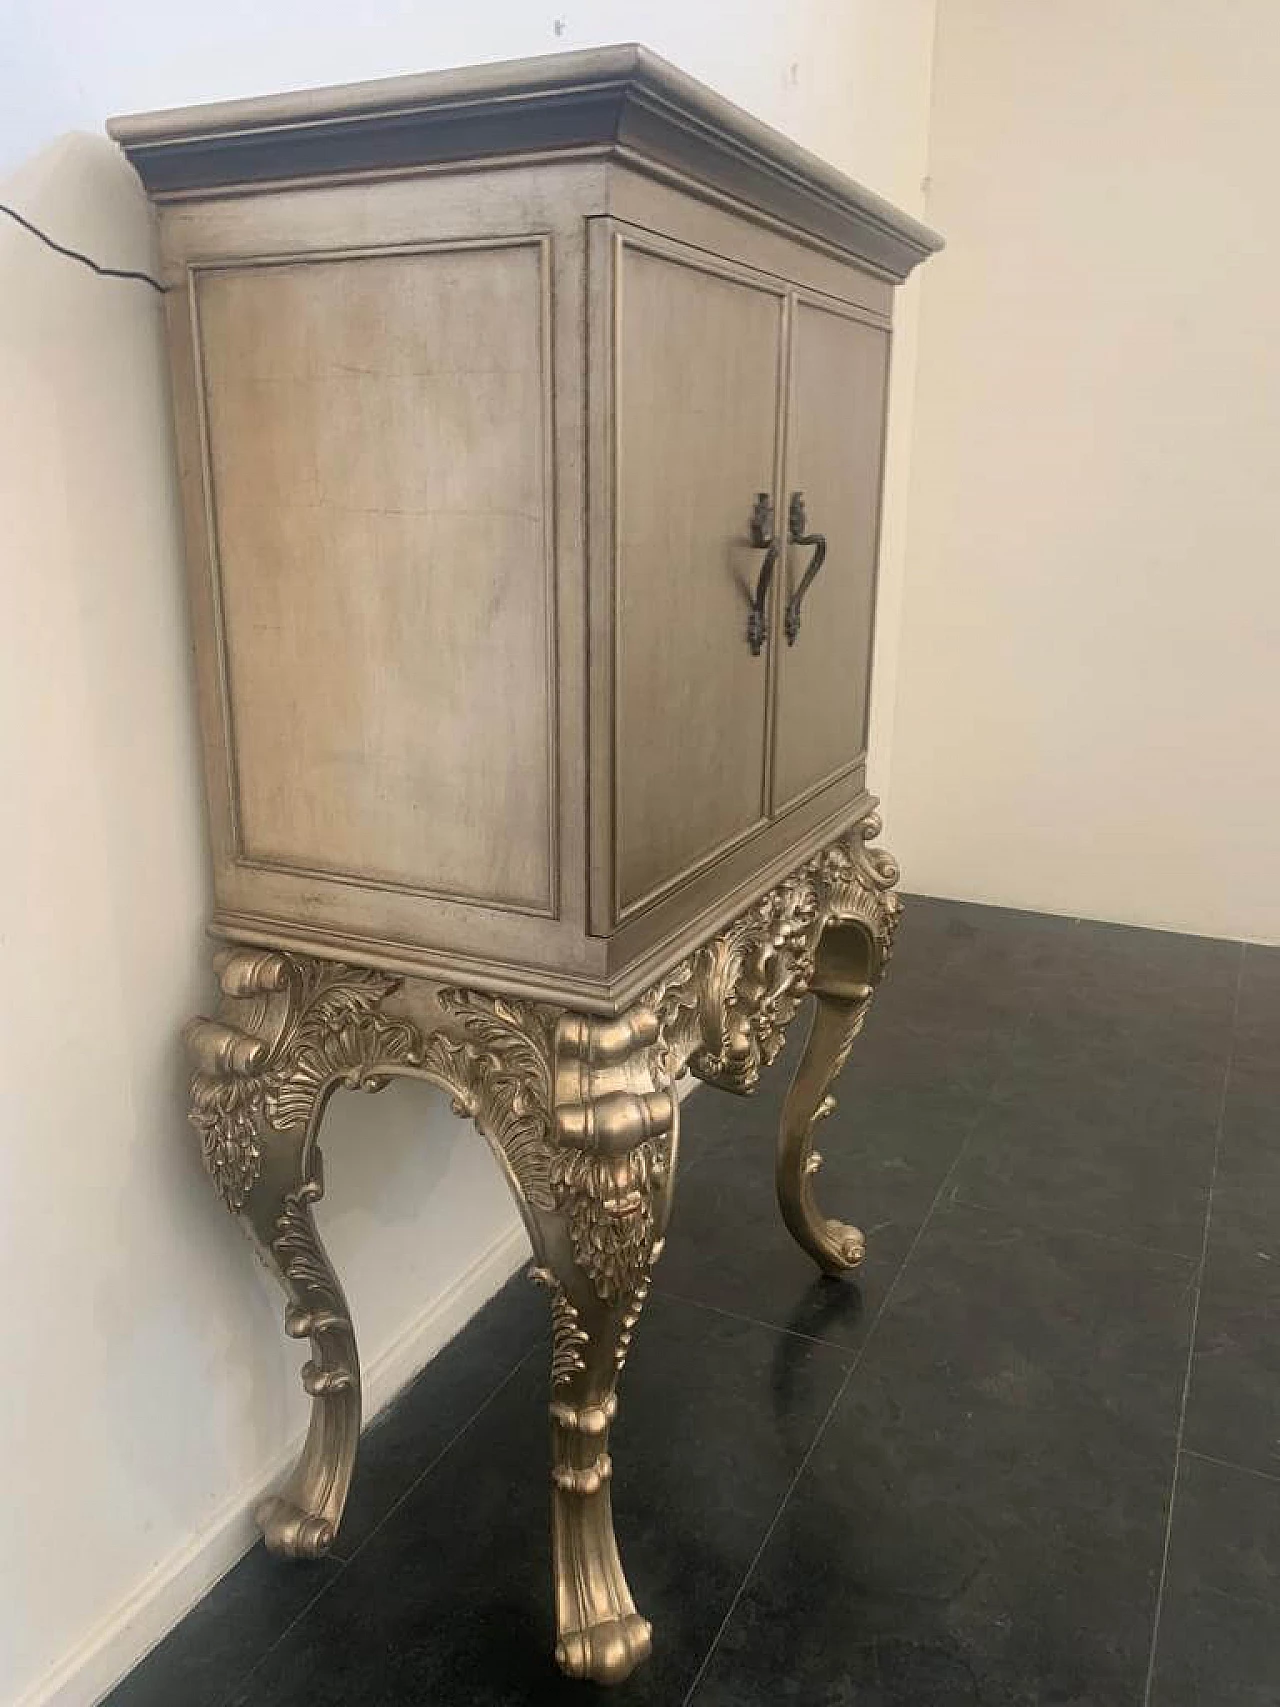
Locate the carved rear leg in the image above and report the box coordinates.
[777,944,873,1275]
[776,817,901,1275]
[242,1147,359,1555]
[185,948,423,1556]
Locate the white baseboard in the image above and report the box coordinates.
[17,1219,528,1707]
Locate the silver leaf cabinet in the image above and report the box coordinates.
[110,45,941,1686]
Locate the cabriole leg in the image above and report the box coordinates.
[238,1142,358,1555]
[776,817,901,1276]
[533,1008,678,1685]
[177,814,896,1667]
[777,921,877,1275]
[185,947,422,1557]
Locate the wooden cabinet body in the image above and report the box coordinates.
[114,47,936,1014]
[111,49,939,1687]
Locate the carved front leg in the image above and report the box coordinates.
[777,816,901,1274]
[533,1009,678,1685]
[185,948,422,1557]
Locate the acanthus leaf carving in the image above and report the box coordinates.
[550,1140,669,1309]
[186,957,425,1212]
[646,874,818,1097]
[430,991,558,1213]
[189,1073,265,1213]
[531,1266,591,1388]
[646,814,900,1099]
[181,814,902,1666]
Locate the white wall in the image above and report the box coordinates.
[0,7,937,1704]
[892,0,1280,943]
[1,138,527,1707]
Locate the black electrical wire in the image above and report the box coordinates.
[0,200,166,293]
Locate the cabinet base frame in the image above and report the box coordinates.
[183,813,900,1684]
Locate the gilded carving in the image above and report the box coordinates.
[773,813,902,1275]
[188,1076,262,1213]
[186,955,423,1211]
[532,1267,590,1388]
[650,872,818,1093]
[424,992,558,1212]
[267,964,422,1129]
[647,815,899,1101]
[550,1010,676,1307]
[272,1176,346,1324]
[549,1139,670,1307]
[814,810,902,966]
[182,814,902,1685]
[614,1265,655,1374]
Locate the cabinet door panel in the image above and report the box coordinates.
[195,241,555,912]
[772,301,889,813]
[613,239,783,914]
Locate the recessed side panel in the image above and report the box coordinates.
[193,239,556,912]
[772,298,890,814]
[612,234,785,917]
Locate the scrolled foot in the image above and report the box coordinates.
[556,1613,654,1684]
[255,1493,337,1559]
[550,1400,652,1685]
[817,1219,866,1271]
[800,1150,866,1273]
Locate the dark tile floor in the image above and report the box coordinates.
[104,897,1280,1707]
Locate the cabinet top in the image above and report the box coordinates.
[107,43,941,280]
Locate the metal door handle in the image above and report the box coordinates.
[746,492,778,655]
[784,491,827,644]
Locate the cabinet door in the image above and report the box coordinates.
[771,298,890,813]
[611,235,785,916]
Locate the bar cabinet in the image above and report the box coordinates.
[110,45,940,1683]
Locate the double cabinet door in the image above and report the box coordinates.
[610,226,892,920]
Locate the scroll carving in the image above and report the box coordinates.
[422,991,558,1212]
[181,811,901,1679]
[648,812,900,1098]
[186,954,421,1211]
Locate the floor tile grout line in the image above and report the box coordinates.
[219,1345,539,1707]
[681,920,1106,1705]
[679,1100,996,1706]
[337,1344,541,1565]
[1181,1445,1280,1488]
[650,1283,859,1353]
[945,1189,1202,1266]
[675,1363,850,1707]
[213,1569,345,1707]
[1142,939,1246,1707]
[687,926,1249,1706]
[156,912,1255,1706]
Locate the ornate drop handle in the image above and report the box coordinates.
[746,492,779,656]
[784,492,828,644]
